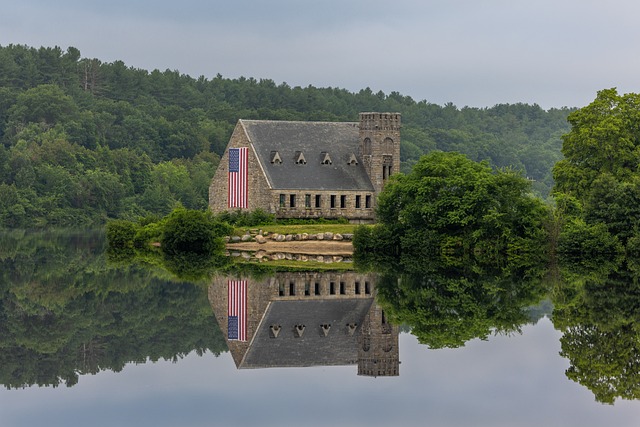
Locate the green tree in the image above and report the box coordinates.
[553,89,640,250]
[6,84,78,142]
[364,151,549,267]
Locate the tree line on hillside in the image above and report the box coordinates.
[0,44,571,227]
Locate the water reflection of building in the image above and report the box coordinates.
[208,272,399,377]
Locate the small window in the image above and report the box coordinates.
[271,151,282,164]
[314,282,320,295]
[321,152,332,165]
[315,194,322,208]
[279,283,285,296]
[289,282,296,296]
[330,282,335,295]
[340,195,347,209]
[305,282,310,296]
[355,281,361,294]
[290,194,296,208]
[305,194,311,208]
[330,195,337,208]
[365,281,371,295]
[365,195,372,208]
[295,151,306,165]
[339,282,345,295]
[279,194,286,208]
[355,195,361,209]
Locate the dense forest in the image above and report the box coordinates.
[0,44,572,227]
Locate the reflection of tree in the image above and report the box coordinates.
[375,256,549,349]
[552,256,640,404]
[106,207,232,281]
[0,230,228,389]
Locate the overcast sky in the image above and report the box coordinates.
[2,0,640,109]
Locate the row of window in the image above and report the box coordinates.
[279,193,372,209]
[279,281,371,297]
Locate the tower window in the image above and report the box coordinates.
[363,138,372,155]
[383,137,394,154]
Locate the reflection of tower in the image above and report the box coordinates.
[358,303,400,377]
[359,112,401,198]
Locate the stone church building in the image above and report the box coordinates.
[208,272,400,377]
[209,112,401,222]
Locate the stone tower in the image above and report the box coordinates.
[357,303,400,377]
[359,112,401,198]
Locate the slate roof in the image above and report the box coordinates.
[241,120,374,191]
[241,299,374,368]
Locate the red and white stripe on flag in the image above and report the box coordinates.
[228,147,248,208]
[227,279,247,341]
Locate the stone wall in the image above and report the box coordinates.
[209,121,273,214]
[208,275,277,367]
[270,189,375,221]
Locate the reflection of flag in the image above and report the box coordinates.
[228,280,247,341]
[228,147,248,208]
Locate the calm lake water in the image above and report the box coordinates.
[1,230,639,427]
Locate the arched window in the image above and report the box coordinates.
[383,137,394,154]
[363,138,372,155]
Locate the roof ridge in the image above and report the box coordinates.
[241,119,358,125]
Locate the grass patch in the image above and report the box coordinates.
[244,259,354,271]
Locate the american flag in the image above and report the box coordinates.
[228,147,248,208]
[228,279,247,341]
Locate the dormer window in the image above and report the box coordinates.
[294,324,306,337]
[271,151,282,164]
[348,153,358,165]
[270,324,281,338]
[295,151,307,165]
[320,323,331,336]
[321,152,332,165]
